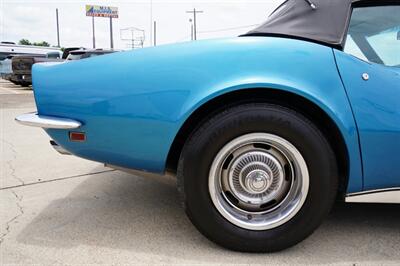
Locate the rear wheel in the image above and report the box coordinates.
[177,103,338,252]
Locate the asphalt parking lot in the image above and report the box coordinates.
[1,78,399,265]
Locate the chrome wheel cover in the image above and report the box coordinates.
[208,133,309,230]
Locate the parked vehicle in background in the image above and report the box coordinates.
[8,48,117,87]
[0,42,60,60]
[61,47,83,59]
[10,51,63,87]
[66,49,118,61]
[0,42,62,86]
[0,56,13,80]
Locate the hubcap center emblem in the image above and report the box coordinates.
[244,170,271,194]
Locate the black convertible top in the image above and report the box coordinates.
[243,0,399,49]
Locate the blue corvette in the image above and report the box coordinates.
[16,0,400,252]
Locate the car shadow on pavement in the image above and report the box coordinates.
[17,171,400,264]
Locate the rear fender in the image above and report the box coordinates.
[32,37,363,192]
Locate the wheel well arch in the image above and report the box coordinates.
[166,88,350,196]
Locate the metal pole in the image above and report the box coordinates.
[92,16,96,48]
[110,17,114,49]
[193,8,197,40]
[153,21,157,46]
[56,8,60,47]
[186,9,203,41]
[191,23,194,41]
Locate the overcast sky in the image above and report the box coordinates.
[0,0,284,49]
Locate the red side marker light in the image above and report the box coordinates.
[69,132,86,142]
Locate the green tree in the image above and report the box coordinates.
[18,39,51,47]
[33,41,50,47]
[18,39,31,45]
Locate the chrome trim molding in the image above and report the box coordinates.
[345,188,400,204]
[15,112,81,129]
[50,140,71,155]
[104,164,176,180]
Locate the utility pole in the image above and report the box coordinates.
[92,16,96,48]
[186,8,203,40]
[56,8,60,47]
[153,21,157,46]
[110,17,114,49]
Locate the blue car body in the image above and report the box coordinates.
[31,37,399,194]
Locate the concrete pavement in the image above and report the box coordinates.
[1,79,399,265]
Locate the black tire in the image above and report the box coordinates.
[177,103,338,252]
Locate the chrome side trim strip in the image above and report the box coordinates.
[104,163,176,180]
[15,112,81,129]
[345,188,400,204]
[50,140,71,155]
